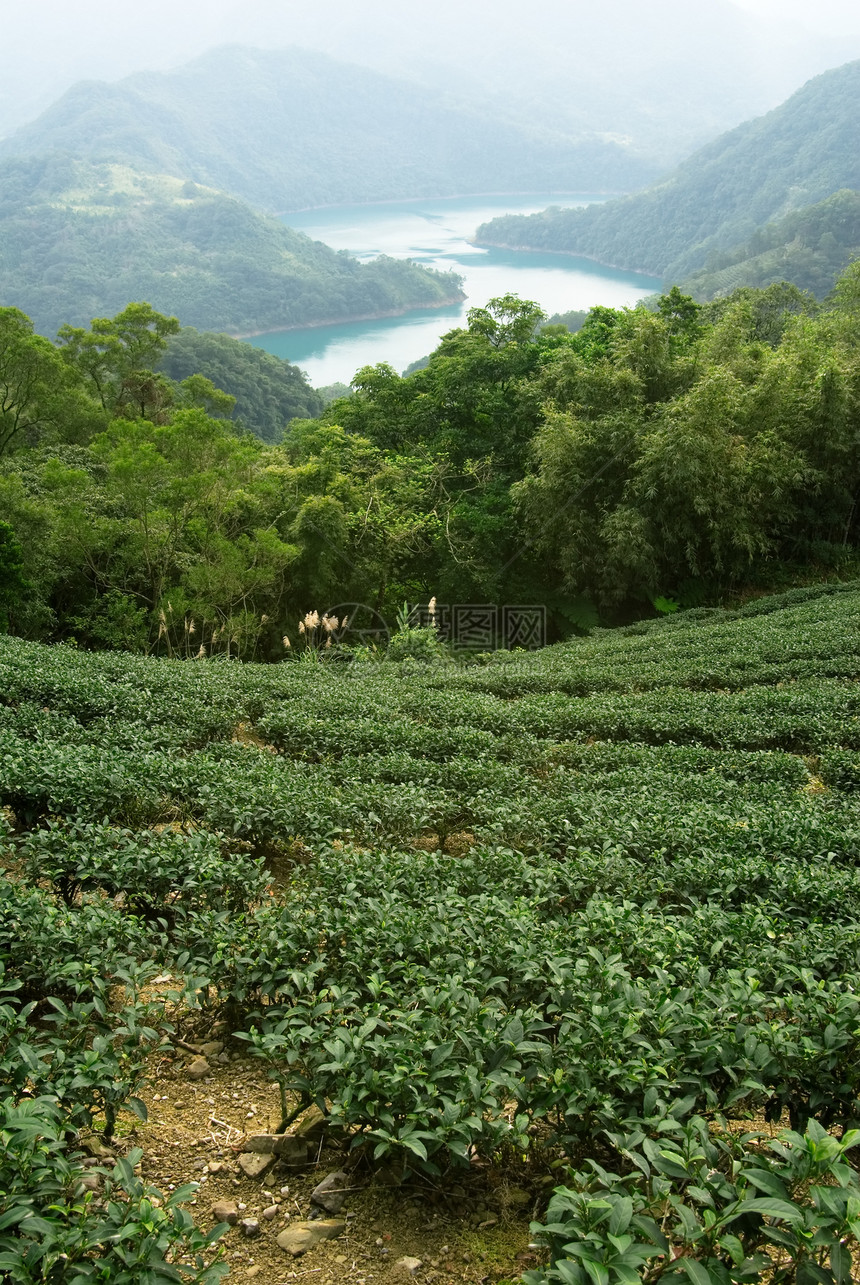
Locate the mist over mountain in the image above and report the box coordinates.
[475,59,860,295]
[3,1,859,167]
[0,46,659,211]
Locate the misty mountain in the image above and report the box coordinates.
[3,2,859,168]
[0,46,659,213]
[337,0,860,164]
[0,157,464,337]
[474,60,860,291]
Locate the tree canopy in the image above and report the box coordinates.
[2,278,860,654]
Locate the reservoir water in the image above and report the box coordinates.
[246,194,662,386]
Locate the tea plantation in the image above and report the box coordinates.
[3,581,860,1283]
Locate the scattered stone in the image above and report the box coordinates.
[200,1041,225,1057]
[187,1056,210,1081]
[262,1205,279,1220]
[310,1170,352,1214]
[240,1218,261,1239]
[237,1152,277,1179]
[395,1257,423,1276]
[245,1269,262,1279]
[76,1173,101,1194]
[294,1104,327,1143]
[208,1161,225,1174]
[212,1200,239,1226]
[242,1134,308,1165]
[81,1139,115,1160]
[276,1220,345,1256]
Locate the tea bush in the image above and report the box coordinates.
[3,585,860,1280]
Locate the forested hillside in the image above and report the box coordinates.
[0,158,464,338]
[0,45,658,213]
[680,188,860,300]
[475,60,860,290]
[3,271,860,656]
[159,329,323,442]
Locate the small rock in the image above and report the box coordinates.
[246,1269,262,1279]
[82,1139,115,1160]
[395,1257,423,1276]
[276,1220,345,1257]
[244,1133,298,1154]
[262,1205,279,1220]
[237,1152,277,1179]
[310,1170,352,1214]
[76,1173,101,1193]
[200,1041,225,1057]
[212,1200,239,1226]
[478,1215,499,1229]
[187,1056,210,1081]
[294,1104,327,1142]
[506,1186,532,1206]
[208,1161,225,1174]
[244,1134,308,1165]
[240,1218,261,1239]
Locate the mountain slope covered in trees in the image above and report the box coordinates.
[475,60,860,290]
[159,328,324,441]
[0,158,464,337]
[680,189,860,300]
[0,45,659,213]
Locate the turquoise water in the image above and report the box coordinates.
[246,194,662,385]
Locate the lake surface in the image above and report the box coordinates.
[246,194,662,386]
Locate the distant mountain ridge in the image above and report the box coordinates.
[474,60,860,293]
[0,45,659,213]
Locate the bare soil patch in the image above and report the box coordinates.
[121,1041,543,1284]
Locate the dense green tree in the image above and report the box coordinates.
[4,275,860,652]
[0,518,28,629]
[57,302,180,418]
[0,308,92,457]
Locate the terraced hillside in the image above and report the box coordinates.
[3,581,860,1282]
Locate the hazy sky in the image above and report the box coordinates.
[733,0,860,32]
[4,0,860,137]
